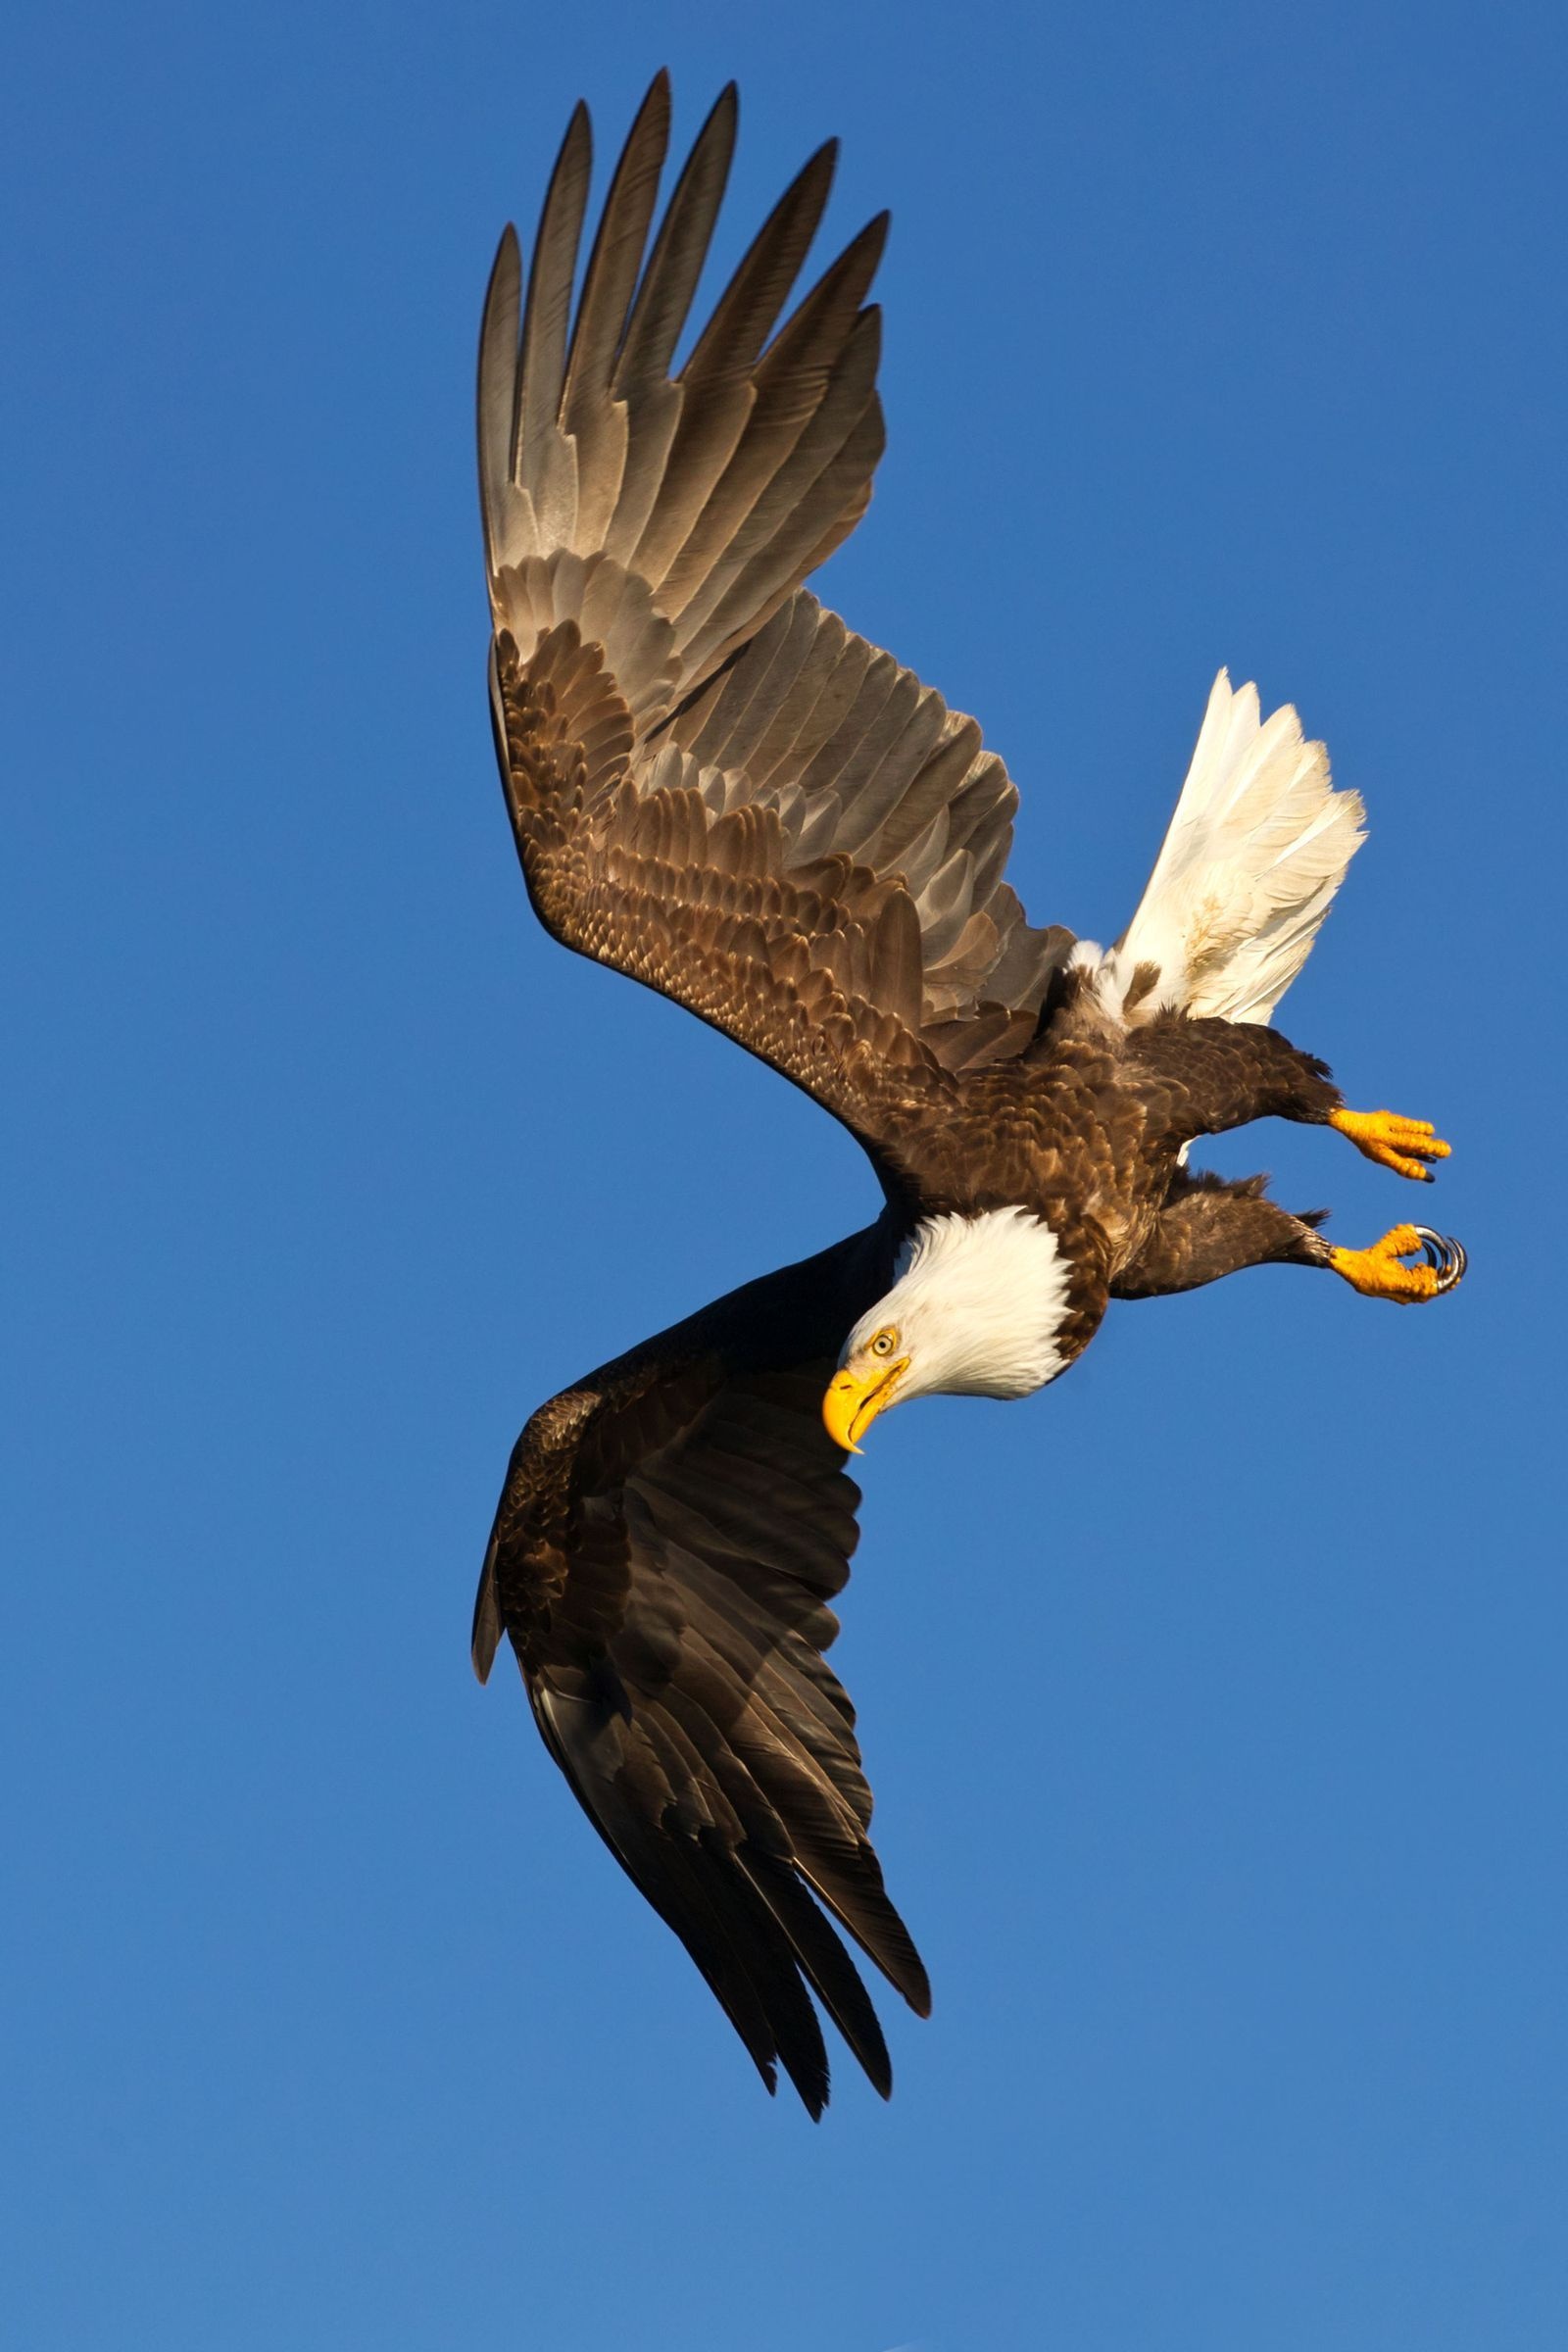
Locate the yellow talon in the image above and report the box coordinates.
[1329,1222,1467,1303]
[1330,1105,1452,1182]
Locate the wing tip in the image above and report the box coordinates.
[470,1551,502,1683]
[704,78,740,147]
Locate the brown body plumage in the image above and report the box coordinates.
[468,77,1464,2117]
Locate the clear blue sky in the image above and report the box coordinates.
[5,3,1564,2346]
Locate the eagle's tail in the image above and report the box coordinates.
[1099,670,1365,1028]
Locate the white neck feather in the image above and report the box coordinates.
[847,1208,1073,1401]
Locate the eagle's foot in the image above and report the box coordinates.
[1329,1106,1451,1182]
[1329,1222,1467,1303]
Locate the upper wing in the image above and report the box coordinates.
[473,1224,931,2116]
[479,77,1073,1170]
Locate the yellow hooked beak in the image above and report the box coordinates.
[821,1357,908,1454]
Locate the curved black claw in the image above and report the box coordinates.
[1411,1226,1467,1295]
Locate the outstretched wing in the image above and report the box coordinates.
[479,76,1073,1175]
[473,1225,930,2116]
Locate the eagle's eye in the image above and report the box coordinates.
[870,1329,897,1357]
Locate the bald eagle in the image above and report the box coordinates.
[469,76,1464,2117]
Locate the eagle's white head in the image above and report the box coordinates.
[822,1208,1073,1451]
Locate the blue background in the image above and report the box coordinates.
[5,3,1563,2346]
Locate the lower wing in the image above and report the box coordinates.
[474,1223,931,2116]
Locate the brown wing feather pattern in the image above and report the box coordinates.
[479,74,1073,1130]
[659,592,1075,1054]
[475,1226,930,2115]
[491,620,941,1179]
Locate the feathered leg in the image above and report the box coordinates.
[1127,1014,1452,1180]
[1111,1172,1329,1298]
[1112,1172,1465,1307]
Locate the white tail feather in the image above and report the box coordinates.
[1102,669,1365,1027]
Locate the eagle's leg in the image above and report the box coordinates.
[1110,1173,1330,1298]
[1130,1018,1451,1180]
[1113,1179,1466,1306]
[1129,1015,1342,1142]
[1326,1107,1451,1182]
